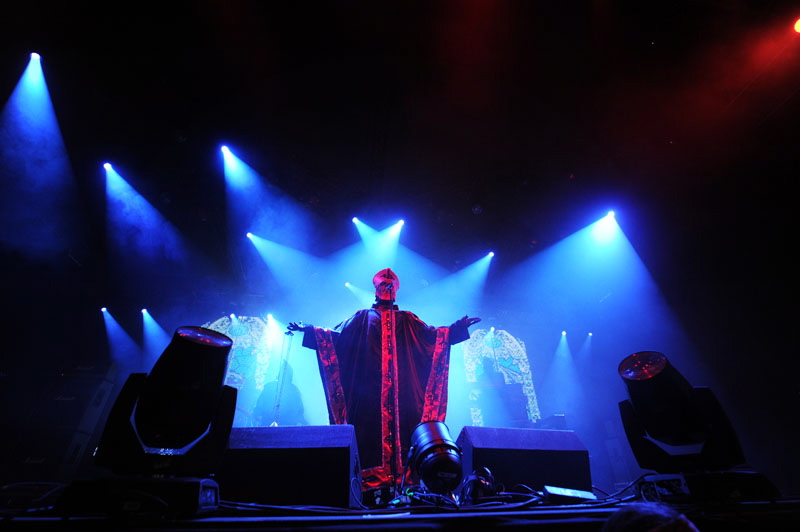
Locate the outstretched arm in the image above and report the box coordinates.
[456,316,481,328]
[287,322,313,334]
[449,315,481,344]
[287,322,319,349]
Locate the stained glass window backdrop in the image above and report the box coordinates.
[462,328,540,428]
[203,315,321,427]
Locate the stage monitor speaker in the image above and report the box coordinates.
[215,425,361,509]
[457,426,592,493]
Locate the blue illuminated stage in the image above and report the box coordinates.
[2,3,799,531]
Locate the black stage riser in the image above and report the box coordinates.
[457,426,593,493]
[215,425,362,509]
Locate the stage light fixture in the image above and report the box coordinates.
[93,326,237,477]
[408,421,463,495]
[618,350,746,473]
[618,351,781,503]
[61,327,238,516]
[617,351,780,502]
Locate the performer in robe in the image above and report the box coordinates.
[288,268,480,498]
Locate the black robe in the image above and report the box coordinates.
[302,301,470,490]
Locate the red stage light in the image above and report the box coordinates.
[618,351,668,381]
[794,18,800,33]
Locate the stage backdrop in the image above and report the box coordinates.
[203,317,540,435]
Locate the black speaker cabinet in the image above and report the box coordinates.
[456,426,592,492]
[215,425,361,508]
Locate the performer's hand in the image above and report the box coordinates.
[287,322,312,333]
[458,315,481,328]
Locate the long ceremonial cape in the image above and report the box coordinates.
[302,304,469,490]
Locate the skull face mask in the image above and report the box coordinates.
[373,268,400,302]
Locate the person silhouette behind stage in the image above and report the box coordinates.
[288,268,480,499]
[253,362,307,427]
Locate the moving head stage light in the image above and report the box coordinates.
[408,421,463,495]
[617,351,780,503]
[58,326,237,516]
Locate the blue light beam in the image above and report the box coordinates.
[104,163,189,267]
[539,331,583,417]
[345,281,376,308]
[142,308,171,372]
[406,250,494,324]
[0,53,81,259]
[222,146,317,258]
[247,232,326,297]
[101,308,142,374]
[351,217,404,267]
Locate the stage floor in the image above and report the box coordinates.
[2,481,799,531]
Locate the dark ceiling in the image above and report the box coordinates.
[3,0,797,346]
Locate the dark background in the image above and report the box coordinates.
[1,1,798,497]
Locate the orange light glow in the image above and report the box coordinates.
[795,18,800,33]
